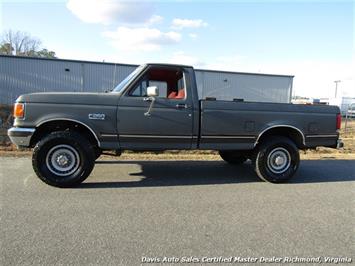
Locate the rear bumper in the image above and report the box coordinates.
[7,127,35,147]
[337,138,344,149]
[305,134,343,149]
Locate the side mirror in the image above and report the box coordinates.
[147,86,159,97]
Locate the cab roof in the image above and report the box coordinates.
[144,63,193,69]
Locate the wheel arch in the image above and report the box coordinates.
[30,119,100,148]
[255,125,305,149]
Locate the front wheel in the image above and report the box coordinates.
[32,131,95,187]
[253,136,300,183]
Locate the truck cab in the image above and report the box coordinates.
[114,64,199,150]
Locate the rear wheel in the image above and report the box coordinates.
[219,150,247,164]
[253,136,299,183]
[32,131,95,187]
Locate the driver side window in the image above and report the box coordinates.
[128,67,185,99]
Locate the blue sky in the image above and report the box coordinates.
[1,0,354,98]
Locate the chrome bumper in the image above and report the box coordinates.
[7,127,35,147]
[337,139,344,149]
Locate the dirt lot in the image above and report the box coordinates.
[1,120,354,160]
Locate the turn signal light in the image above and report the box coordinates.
[14,103,25,118]
[336,113,341,130]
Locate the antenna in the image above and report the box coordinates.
[334,80,341,98]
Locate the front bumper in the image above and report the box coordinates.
[7,127,35,147]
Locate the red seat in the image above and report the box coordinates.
[168,91,177,99]
[167,88,185,99]
[176,89,185,99]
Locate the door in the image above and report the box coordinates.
[117,66,194,150]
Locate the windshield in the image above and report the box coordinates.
[112,65,145,93]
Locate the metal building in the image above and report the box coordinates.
[0,55,137,105]
[195,69,293,102]
[0,55,293,105]
[327,97,355,116]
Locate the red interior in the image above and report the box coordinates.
[148,68,185,99]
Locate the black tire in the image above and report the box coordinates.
[254,136,299,183]
[94,147,102,160]
[219,150,247,164]
[32,131,95,188]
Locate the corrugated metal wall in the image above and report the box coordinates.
[0,55,293,105]
[0,57,82,103]
[83,63,137,92]
[195,70,292,102]
[0,56,137,104]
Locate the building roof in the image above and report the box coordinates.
[0,54,294,78]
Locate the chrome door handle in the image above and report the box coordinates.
[176,103,188,109]
[143,97,153,102]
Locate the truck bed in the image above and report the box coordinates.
[199,100,340,150]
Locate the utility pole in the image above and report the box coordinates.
[334,80,341,98]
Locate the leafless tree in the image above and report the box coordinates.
[0,30,56,58]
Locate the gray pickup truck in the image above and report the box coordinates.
[8,63,343,187]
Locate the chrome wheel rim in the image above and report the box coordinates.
[46,144,80,176]
[266,147,291,174]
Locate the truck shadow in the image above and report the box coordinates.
[78,159,355,188]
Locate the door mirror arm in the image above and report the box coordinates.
[144,96,156,116]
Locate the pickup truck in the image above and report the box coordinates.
[8,63,343,187]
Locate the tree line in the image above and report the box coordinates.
[0,30,56,58]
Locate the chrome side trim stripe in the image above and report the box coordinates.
[119,134,192,139]
[201,136,255,139]
[306,135,338,138]
[100,133,117,137]
[120,134,256,139]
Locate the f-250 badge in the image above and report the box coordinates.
[88,113,105,120]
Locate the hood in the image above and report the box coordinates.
[16,92,119,106]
